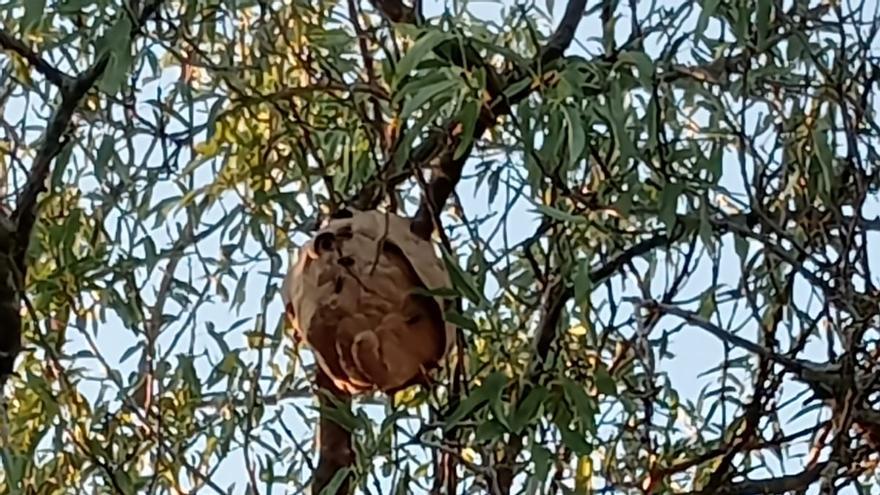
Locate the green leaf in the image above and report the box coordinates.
[411,286,459,299]
[394,30,453,87]
[502,77,532,100]
[574,259,592,306]
[787,36,804,61]
[317,399,360,432]
[444,393,486,428]
[734,233,749,264]
[535,204,586,224]
[594,366,616,396]
[475,419,507,442]
[695,0,721,39]
[477,372,507,402]
[233,272,248,310]
[319,468,352,495]
[563,105,586,169]
[734,4,750,42]
[510,386,549,433]
[152,196,181,229]
[557,422,592,455]
[617,51,655,86]
[441,251,484,306]
[598,83,637,162]
[454,99,480,160]
[119,343,142,364]
[51,143,73,190]
[704,144,723,183]
[697,289,716,319]
[392,95,447,169]
[658,183,684,232]
[94,135,114,181]
[99,50,134,94]
[22,0,46,32]
[393,470,412,495]
[487,166,502,204]
[443,309,477,331]
[400,79,458,120]
[98,15,133,58]
[58,0,96,14]
[756,0,772,49]
[1,450,25,489]
[444,372,507,428]
[96,15,134,93]
[698,200,714,254]
[531,444,553,482]
[562,379,596,428]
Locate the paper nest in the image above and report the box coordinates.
[282,209,455,395]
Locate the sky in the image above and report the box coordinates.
[3,0,880,493]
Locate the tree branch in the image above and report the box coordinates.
[0,54,108,382]
[647,302,776,360]
[532,232,675,363]
[684,461,829,495]
[649,301,850,402]
[0,2,164,385]
[12,55,109,254]
[406,0,589,239]
[664,3,831,86]
[538,0,587,64]
[0,29,71,88]
[497,232,674,492]
[368,0,417,23]
[312,369,356,495]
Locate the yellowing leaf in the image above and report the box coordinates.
[575,456,592,494]
[569,325,587,336]
[194,141,219,157]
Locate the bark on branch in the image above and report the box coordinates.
[368,0,417,23]
[406,0,588,239]
[0,3,163,385]
[12,56,109,254]
[0,53,108,382]
[684,461,829,495]
[0,30,71,88]
[312,369,356,494]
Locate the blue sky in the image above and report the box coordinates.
[4,0,880,493]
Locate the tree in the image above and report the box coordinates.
[1,0,879,493]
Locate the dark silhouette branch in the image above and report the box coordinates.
[684,461,829,495]
[0,29,71,87]
[538,0,588,64]
[0,2,164,385]
[0,53,109,383]
[368,0,417,23]
[12,56,110,256]
[649,302,842,378]
[407,0,588,239]
[312,369,356,495]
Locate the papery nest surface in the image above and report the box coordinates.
[283,209,455,395]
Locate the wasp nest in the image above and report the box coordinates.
[282,209,455,395]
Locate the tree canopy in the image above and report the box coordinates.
[1,0,880,493]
